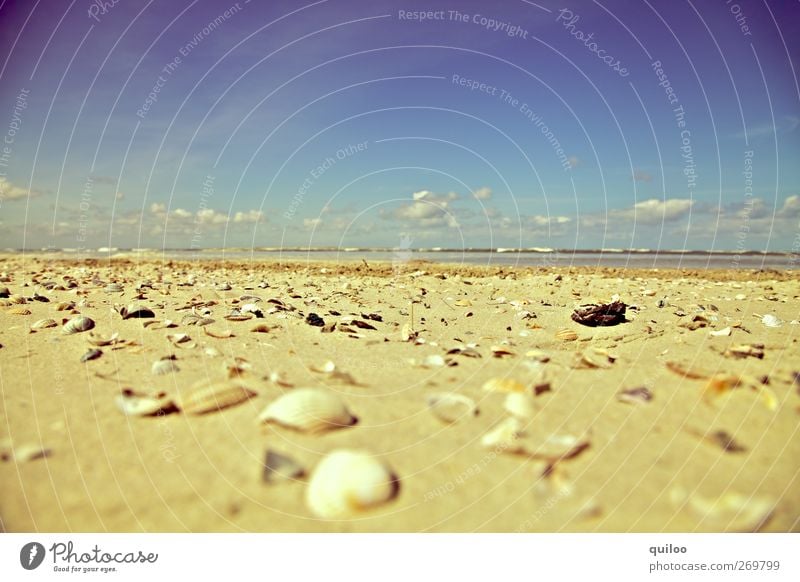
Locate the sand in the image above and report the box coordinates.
[0,255,798,532]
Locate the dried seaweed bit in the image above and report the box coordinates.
[670,487,775,532]
[707,430,746,453]
[570,301,627,327]
[305,313,325,327]
[361,312,383,322]
[723,343,765,360]
[80,348,103,362]
[262,450,305,484]
[617,386,653,404]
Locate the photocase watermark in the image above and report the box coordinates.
[136,2,244,119]
[190,174,215,250]
[555,9,629,77]
[422,441,512,502]
[397,9,529,39]
[0,88,29,206]
[725,0,753,37]
[87,0,122,23]
[731,150,754,267]
[652,60,696,193]
[76,176,94,247]
[284,141,368,220]
[452,74,574,171]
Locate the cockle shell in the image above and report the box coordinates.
[8,306,31,315]
[555,329,578,341]
[258,388,356,433]
[426,393,477,423]
[63,316,95,334]
[30,318,58,330]
[306,449,398,518]
[180,382,256,415]
[87,331,119,346]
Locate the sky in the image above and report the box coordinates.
[0,0,798,251]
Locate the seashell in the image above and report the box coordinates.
[12,444,52,462]
[262,449,305,484]
[80,348,102,362]
[422,354,446,368]
[8,306,31,315]
[427,392,477,423]
[224,310,253,322]
[240,294,262,303]
[166,333,193,347]
[617,386,653,404]
[55,301,75,311]
[504,392,536,419]
[670,487,775,532]
[104,283,125,293]
[525,349,550,363]
[180,381,256,415]
[203,327,234,339]
[709,327,731,337]
[483,377,526,393]
[117,304,155,319]
[87,331,119,346]
[63,316,95,334]
[258,388,356,433]
[30,318,58,330]
[147,320,177,329]
[529,434,589,460]
[306,449,398,518]
[724,343,764,360]
[204,346,222,357]
[490,345,515,358]
[7,296,26,305]
[761,314,782,328]
[481,418,526,453]
[555,329,578,341]
[0,287,9,298]
[215,283,232,291]
[241,303,263,318]
[116,388,178,417]
[574,347,616,369]
[401,323,417,342]
[152,358,180,375]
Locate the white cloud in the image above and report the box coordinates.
[0,177,36,201]
[150,202,166,214]
[627,198,694,223]
[196,208,229,225]
[778,194,800,218]
[171,208,192,219]
[233,209,263,223]
[473,187,492,200]
[303,217,322,229]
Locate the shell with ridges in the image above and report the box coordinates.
[63,316,95,334]
[306,449,398,518]
[258,388,355,433]
[180,382,256,415]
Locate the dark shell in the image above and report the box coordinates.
[571,301,627,327]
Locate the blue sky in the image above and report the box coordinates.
[0,0,798,250]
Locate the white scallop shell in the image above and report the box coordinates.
[62,316,95,334]
[258,388,355,433]
[306,449,398,518]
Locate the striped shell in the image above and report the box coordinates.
[63,316,95,334]
[8,306,31,315]
[258,388,356,433]
[180,382,256,415]
[555,328,578,341]
[31,318,58,330]
[306,449,398,518]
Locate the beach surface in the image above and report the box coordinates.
[0,255,798,532]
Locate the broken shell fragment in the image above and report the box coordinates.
[571,301,627,327]
[152,358,180,375]
[115,388,178,417]
[80,348,103,362]
[262,450,305,484]
[761,314,782,328]
[180,382,256,415]
[617,386,653,404]
[426,392,477,423]
[575,347,616,369]
[12,444,52,462]
[258,388,356,433]
[30,318,58,330]
[63,316,95,334]
[117,304,155,319]
[724,343,764,360]
[306,449,398,518]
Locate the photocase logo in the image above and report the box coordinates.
[19,542,45,570]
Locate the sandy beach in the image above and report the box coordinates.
[0,255,797,532]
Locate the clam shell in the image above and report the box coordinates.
[575,347,616,369]
[180,382,256,415]
[63,316,95,334]
[306,449,398,518]
[87,331,119,346]
[482,377,526,393]
[761,314,782,328]
[152,358,180,375]
[427,393,477,423]
[116,388,177,417]
[104,283,125,293]
[555,329,578,341]
[80,348,103,362]
[204,327,235,339]
[30,318,58,330]
[8,306,31,315]
[258,388,356,433]
[118,304,155,319]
